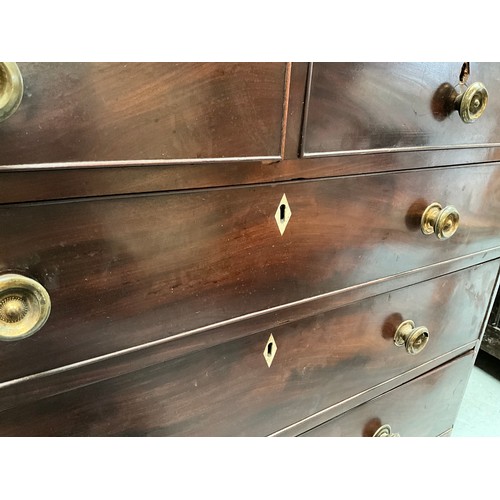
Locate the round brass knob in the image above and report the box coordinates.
[0,274,51,341]
[372,424,400,437]
[394,319,429,355]
[421,202,460,240]
[0,63,23,123]
[455,82,488,123]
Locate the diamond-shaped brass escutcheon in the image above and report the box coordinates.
[263,334,277,367]
[275,193,292,236]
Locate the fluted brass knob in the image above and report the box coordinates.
[372,424,400,437]
[455,82,488,123]
[394,319,429,355]
[0,63,23,123]
[0,274,51,341]
[421,202,460,240]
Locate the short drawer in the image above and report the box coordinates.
[301,350,474,437]
[0,265,493,436]
[0,63,286,166]
[303,63,500,156]
[1,164,499,380]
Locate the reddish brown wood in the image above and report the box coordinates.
[4,151,500,205]
[283,62,309,159]
[301,351,474,437]
[0,62,498,438]
[0,63,286,166]
[1,164,500,383]
[304,63,500,156]
[0,265,493,436]
[0,253,495,415]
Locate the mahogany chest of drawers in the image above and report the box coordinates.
[0,62,499,436]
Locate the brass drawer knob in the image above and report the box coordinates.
[0,63,23,123]
[421,202,460,240]
[455,81,488,123]
[0,274,51,341]
[372,424,400,437]
[394,319,429,355]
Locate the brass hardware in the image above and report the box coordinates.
[0,274,51,341]
[373,424,400,437]
[459,62,470,85]
[0,63,23,123]
[421,202,460,240]
[394,319,429,355]
[0,296,29,323]
[455,81,488,123]
[275,194,292,236]
[263,333,277,367]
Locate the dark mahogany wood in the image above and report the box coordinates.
[303,63,500,156]
[0,247,500,414]
[283,62,309,159]
[1,62,498,438]
[0,265,493,436]
[1,164,500,382]
[301,351,474,437]
[0,63,286,166]
[4,151,500,205]
[0,254,495,415]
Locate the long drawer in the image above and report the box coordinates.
[0,264,494,436]
[303,62,500,156]
[301,350,474,437]
[0,63,286,166]
[1,164,500,380]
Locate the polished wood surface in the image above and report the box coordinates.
[301,351,474,437]
[304,63,500,156]
[0,265,492,436]
[1,164,499,382]
[0,252,494,415]
[5,151,500,205]
[0,63,286,166]
[0,62,498,437]
[283,62,309,159]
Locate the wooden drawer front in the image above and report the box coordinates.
[1,164,500,380]
[0,265,493,436]
[303,63,500,156]
[0,63,286,166]
[301,351,474,437]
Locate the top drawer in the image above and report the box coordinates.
[0,63,286,167]
[303,62,500,157]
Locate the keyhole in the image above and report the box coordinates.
[280,204,286,222]
[267,341,273,357]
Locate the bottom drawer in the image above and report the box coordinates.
[301,351,474,437]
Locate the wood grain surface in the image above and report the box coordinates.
[0,264,494,436]
[301,350,474,437]
[1,164,500,382]
[283,62,309,159]
[4,152,500,205]
[0,62,497,439]
[304,63,500,156]
[0,63,286,166]
[0,253,495,416]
